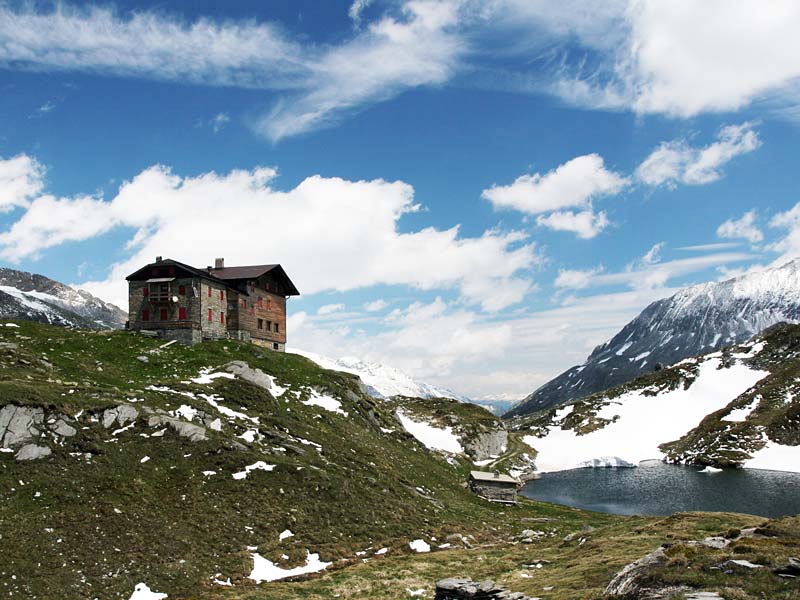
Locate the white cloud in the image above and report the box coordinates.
[317,303,346,315]
[554,266,604,290]
[627,0,800,117]
[482,154,627,215]
[717,210,763,244]
[535,209,609,239]
[768,202,800,262]
[678,242,740,252]
[0,161,538,312]
[349,0,374,26]
[363,299,388,312]
[636,123,761,188]
[0,2,463,142]
[641,242,664,265]
[211,113,230,133]
[0,154,45,212]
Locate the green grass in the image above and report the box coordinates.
[0,320,797,600]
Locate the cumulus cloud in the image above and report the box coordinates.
[768,202,800,262]
[635,123,761,188]
[717,210,763,244]
[317,303,345,315]
[0,154,45,212]
[0,160,538,312]
[363,299,388,312]
[482,154,627,215]
[554,266,604,290]
[535,209,609,239]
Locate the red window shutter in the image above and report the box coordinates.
[207,309,212,321]
[142,309,149,321]
[160,308,167,321]
[179,307,187,320]
[178,285,186,295]
[143,287,149,297]
[208,286,211,297]
[220,312,225,324]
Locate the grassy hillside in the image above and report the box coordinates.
[1,321,797,600]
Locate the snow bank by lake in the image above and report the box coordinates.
[396,410,463,454]
[524,356,769,473]
[745,441,800,472]
[248,550,331,583]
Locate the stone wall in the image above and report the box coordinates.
[469,480,517,503]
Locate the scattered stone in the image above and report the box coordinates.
[50,418,77,437]
[725,559,762,569]
[15,444,52,461]
[223,361,274,391]
[102,405,139,429]
[697,536,730,550]
[604,547,667,596]
[147,415,207,442]
[0,404,45,448]
[136,355,149,363]
[684,593,724,599]
[435,577,537,600]
[773,557,800,577]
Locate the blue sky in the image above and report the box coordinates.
[1,0,799,398]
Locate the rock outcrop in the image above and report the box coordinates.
[435,577,536,600]
[224,361,274,391]
[463,428,508,461]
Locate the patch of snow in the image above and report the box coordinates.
[238,430,258,443]
[279,529,294,541]
[473,458,493,467]
[577,456,635,468]
[374,547,389,555]
[633,351,651,361]
[301,390,348,416]
[407,589,426,596]
[248,550,331,583]
[188,368,236,385]
[554,405,574,420]
[745,441,800,473]
[202,471,216,477]
[721,399,759,422]
[212,575,232,586]
[396,410,463,454]
[3,322,19,327]
[409,539,430,553]
[524,356,769,473]
[233,461,276,480]
[699,466,723,473]
[140,456,150,464]
[173,405,198,421]
[129,583,167,600]
[615,342,633,356]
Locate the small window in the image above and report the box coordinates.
[273,342,279,350]
[220,312,225,324]
[266,320,271,331]
[258,318,263,329]
[142,309,149,321]
[143,287,149,297]
[258,297,263,309]
[274,322,279,333]
[160,308,168,321]
[178,285,186,295]
[241,299,246,309]
[179,307,187,320]
[207,286,211,297]
[220,290,224,301]
[207,309,212,321]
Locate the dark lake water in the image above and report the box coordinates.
[520,461,800,518]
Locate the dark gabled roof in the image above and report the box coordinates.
[125,258,222,284]
[209,264,300,296]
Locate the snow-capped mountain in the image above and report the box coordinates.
[507,258,800,418]
[0,268,126,329]
[290,349,470,401]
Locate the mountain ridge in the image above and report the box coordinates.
[507,259,800,418]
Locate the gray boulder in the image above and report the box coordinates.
[223,361,273,391]
[0,404,45,448]
[15,444,52,461]
[604,547,667,596]
[102,405,139,429]
[463,427,508,461]
[50,418,77,437]
[147,415,207,442]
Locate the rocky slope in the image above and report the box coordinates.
[512,323,800,473]
[507,259,800,418]
[0,267,126,328]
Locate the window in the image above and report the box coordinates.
[258,297,263,309]
[258,319,263,329]
[142,309,149,321]
[241,299,246,309]
[220,312,225,324]
[178,285,186,295]
[273,342,280,350]
[179,307,187,320]
[143,287,149,297]
[220,290,224,301]
[208,286,211,297]
[207,309,212,322]
[250,306,255,316]
[274,322,279,333]
[160,308,168,321]
[266,320,271,332]
[148,283,169,302]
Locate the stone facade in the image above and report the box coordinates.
[126,258,299,349]
[468,471,518,504]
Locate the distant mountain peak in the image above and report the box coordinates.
[507,258,800,418]
[0,267,126,329]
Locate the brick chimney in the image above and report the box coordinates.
[155,256,162,262]
[215,258,224,269]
